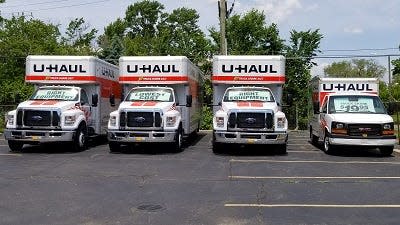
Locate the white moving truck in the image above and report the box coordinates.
[212,55,289,153]
[4,55,120,151]
[309,77,396,156]
[107,56,202,152]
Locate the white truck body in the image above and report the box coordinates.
[212,55,288,152]
[107,56,202,151]
[4,55,120,151]
[309,77,396,155]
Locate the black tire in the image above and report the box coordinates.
[310,127,318,145]
[109,141,121,153]
[173,127,183,152]
[323,133,335,154]
[8,141,23,152]
[72,124,87,152]
[379,146,394,156]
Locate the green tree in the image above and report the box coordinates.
[392,58,400,83]
[324,59,385,78]
[285,29,323,129]
[0,16,61,104]
[209,9,284,55]
[60,18,97,55]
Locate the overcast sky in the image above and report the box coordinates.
[1,0,400,80]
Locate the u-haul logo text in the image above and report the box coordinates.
[127,65,179,73]
[221,64,278,74]
[322,83,373,91]
[33,64,87,73]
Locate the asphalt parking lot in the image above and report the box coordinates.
[1,130,400,225]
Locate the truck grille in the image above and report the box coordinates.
[348,124,382,136]
[120,111,162,128]
[16,110,60,127]
[228,112,274,130]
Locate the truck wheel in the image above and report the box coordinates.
[212,133,223,153]
[323,134,335,154]
[8,141,23,152]
[310,128,318,145]
[173,127,183,152]
[109,141,120,153]
[72,124,87,152]
[379,146,393,156]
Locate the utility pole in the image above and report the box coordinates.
[218,0,227,55]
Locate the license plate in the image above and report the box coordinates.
[32,136,40,140]
[247,139,256,144]
[135,137,144,141]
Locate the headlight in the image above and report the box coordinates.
[64,115,76,126]
[277,117,285,128]
[216,117,224,127]
[7,114,14,125]
[109,116,117,126]
[331,122,347,134]
[166,116,177,127]
[383,123,394,135]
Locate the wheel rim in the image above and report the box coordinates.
[177,131,182,149]
[78,131,85,147]
[324,136,329,152]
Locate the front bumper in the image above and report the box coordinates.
[214,130,288,145]
[108,130,176,143]
[4,129,75,143]
[329,134,396,146]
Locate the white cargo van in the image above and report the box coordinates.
[107,56,202,152]
[4,55,120,151]
[212,55,289,153]
[309,77,396,156]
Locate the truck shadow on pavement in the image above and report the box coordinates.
[212,144,288,156]
[110,132,207,155]
[309,141,395,158]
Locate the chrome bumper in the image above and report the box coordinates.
[108,130,176,143]
[329,137,396,146]
[214,130,288,145]
[4,129,75,143]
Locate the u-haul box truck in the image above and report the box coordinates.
[4,55,120,151]
[309,77,396,156]
[107,56,202,152]
[212,55,288,153]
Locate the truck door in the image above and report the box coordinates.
[319,98,328,138]
[80,89,93,128]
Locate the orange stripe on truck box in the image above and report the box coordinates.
[212,75,285,83]
[119,76,189,82]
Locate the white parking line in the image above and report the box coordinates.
[0,153,22,156]
[229,176,400,180]
[230,159,400,165]
[287,151,319,153]
[225,203,400,208]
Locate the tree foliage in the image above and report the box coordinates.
[324,59,385,78]
[284,29,323,129]
[209,9,284,55]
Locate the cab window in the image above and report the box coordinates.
[80,89,89,105]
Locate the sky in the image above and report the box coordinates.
[1,0,400,81]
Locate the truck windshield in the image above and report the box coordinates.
[223,88,274,102]
[126,88,174,102]
[30,87,79,101]
[329,95,386,114]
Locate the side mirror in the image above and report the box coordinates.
[387,102,396,115]
[186,95,192,107]
[218,101,222,106]
[92,94,98,107]
[286,94,293,106]
[110,94,115,107]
